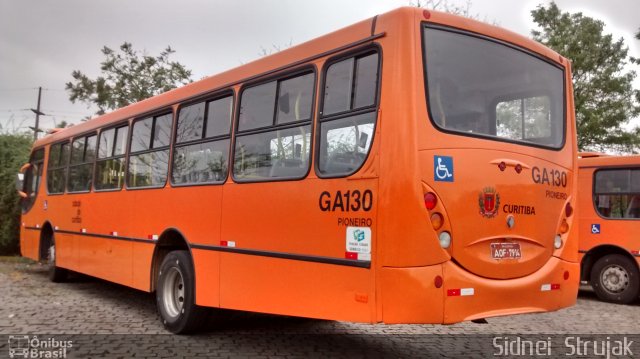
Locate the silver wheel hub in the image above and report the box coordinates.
[601,265,629,293]
[48,245,55,266]
[162,267,185,318]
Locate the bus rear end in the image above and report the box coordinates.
[377,9,579,324]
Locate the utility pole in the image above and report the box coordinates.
[30,86,45,141]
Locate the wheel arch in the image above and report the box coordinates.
[150,227,195,293]
[581,244,639,282]
[38,221,55,261]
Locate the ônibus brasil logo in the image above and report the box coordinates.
[478,187,500,218]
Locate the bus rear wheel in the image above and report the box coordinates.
[156,250,207,334]
[591,254,639,304]
[47,238,68,283]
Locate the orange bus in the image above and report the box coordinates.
[577,153,640,304]
[17,7,579,333]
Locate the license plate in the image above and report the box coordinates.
[491,242,521,259]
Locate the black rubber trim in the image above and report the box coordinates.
[190,243,371,269]
[54,229,157,244]
[24,226,41,231]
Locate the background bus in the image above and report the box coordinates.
[17,7,579,333]
[577,153,640,304]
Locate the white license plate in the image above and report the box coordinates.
[491,243,522,259]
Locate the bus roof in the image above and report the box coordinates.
[578,153,640,168]
[34,7,565,148]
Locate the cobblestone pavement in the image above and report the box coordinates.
[0,257,638,358]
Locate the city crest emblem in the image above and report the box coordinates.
[478,187,500,218]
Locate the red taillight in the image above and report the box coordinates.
[564,271,570,280]
[565,202,573,217]
[434,275,443,288]
[424,192,437,210]
[498,162,506,171]
[423,10,431,19]
[515,164,523,174]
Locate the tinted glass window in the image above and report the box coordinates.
[323,58,354,116]
[71,137,85,164]
[318,112,375,176]
[172,140,230,184]
[277,73,314,124]
[177,103,205,143]
[85,135,97,162]
[234,126,311,180]
[131,118,153,152]
[128,150,169,187]
[594,169,640,219]
[95,158,126,190]
[153,113,173,148]
[238,81,277,131]
[114,126,129,156]
[49,144,61,167]
[68,164,93,192]
[206,96,233,138]
[98,128,115,159]
[424,26,564,148]
[60,143,70,166]
[353,53,378,109]
[318,51,380,177]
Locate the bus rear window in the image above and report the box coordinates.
[423,26,565,149]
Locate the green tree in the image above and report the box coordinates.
[0,133,33,255]
[66,42,193,116]
[531,2,640,153]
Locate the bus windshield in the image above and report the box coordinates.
[423,25,565,149]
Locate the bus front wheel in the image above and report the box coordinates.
[47,238,68,283]
[591,254,639,304]
[156,250,207,334]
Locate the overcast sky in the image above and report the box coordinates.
[1,0,638,134]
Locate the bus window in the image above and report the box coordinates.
[128,113,172,188]
[67,134,96,192]
[47,141,69,194]
[424,26,564,148]
[95,125,129,190]
[233,71,314,181]
[594,168,640,219]
[172,94,233,185]
[317,51,379,177]
[21,148,44,212]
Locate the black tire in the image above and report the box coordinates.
[47,236,68,283]
[591,254,640,304]
[156,250,207,334]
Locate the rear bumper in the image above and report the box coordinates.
[442,256,579,323]
[379,256,579,324]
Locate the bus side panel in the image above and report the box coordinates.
[219,178,377,321]
[192,249,220,307]
[379,265,444,323]
[220,254,373,322]
[54,232,74,270]
[19,227,40,261]
[131,243,155,291]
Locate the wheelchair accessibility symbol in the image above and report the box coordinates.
[434,156,454,182]
[591,224,600,234]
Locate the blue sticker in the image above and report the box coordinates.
[591,224,600,234]
[434,156,454,182]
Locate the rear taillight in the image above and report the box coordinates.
[424,192,437,210]
[565,202,573,217]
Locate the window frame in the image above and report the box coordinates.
[314,45,382,179]
[171,89,235,187]
[231,65,318,184]
[421,23,567,151]
[126,110,174,190]
[94,121,131,192]
[46,140,71,195]
[66,131,98,194]
[592,167,640,221]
